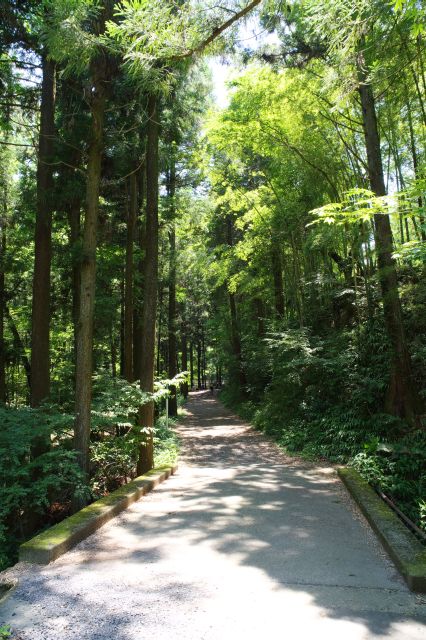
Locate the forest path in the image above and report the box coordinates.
[1,391,426,639]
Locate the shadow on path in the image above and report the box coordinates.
[1,391,425,639]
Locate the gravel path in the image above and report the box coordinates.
[1,391,426,639]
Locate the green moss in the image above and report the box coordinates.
[19,465,176,562]
[339,466,426,592]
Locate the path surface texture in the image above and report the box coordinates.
[1,391,426,639]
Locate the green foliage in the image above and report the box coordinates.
[0,406,86,571]
[88,372,184,495]
[0,372,183,570]
[351,430,426,531]
[153,415,180,468]
[223,320,426,531]
[0,626,11,640]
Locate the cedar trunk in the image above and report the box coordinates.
[181,321,188,398]
[30,57,56,407]
[137,95,159,475]
[133,165,145,381]
[124,173,138,381]
[74,59,106,481]
[167,161,178,416]
[67,197,81,368]
[0,217,5,403]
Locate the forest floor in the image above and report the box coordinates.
[1,391,426,639]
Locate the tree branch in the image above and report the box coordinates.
[168,0,263,61]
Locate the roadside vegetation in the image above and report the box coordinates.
[0,0,425,571]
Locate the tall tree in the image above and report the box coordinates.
[137,93,159,475]
[30,55,56,407]
[74,0,115,482]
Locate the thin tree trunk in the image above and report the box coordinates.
[74,56,107,482]
[197,339,202,389]
[30,56,56,408]
[254,297,265,337]
[226,216,246,389]
[167,161,178,416]
[202,331,207,388]
[358,56,421,423]
[67,197,81,371]
[156,282,163,376]
[124,173,138,381]
[5,306,31,391]
[405,82,426,241]
[181,318,188,398]
[133,165,145,381]
[271,241,285,317]
[137,94,159,475]
[0,216,6,403]
[190,341,194,389]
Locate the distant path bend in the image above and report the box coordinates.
[1,391,426,639]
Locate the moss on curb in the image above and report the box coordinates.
[19,464,178,565]
[338,467,426,592]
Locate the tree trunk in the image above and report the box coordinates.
[0,216,6,404]
[167,161,178,416]
[229,292,246,389]
[124,173,138,381]
[133,165,145,381]
[67,197,81,371]
[190,341,194,389]
[358,59,421,424]
[202,331,207,388]
[197,339,202,389]
[74,57,107,482]
[5,306,31,391]
[254,298,265,337]
[180,319,188,398]
[405,84,426,241]
[137,94,159,475]
[30,56,56,408]
[226,216,246,389]
[271,241,285,317]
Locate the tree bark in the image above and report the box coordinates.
[190,341,194,389]
[358,59,421,424]
[226,216,246,389]
[167,161,178,417]
[123,173,138,381]
[254,297,265,337]
[197,338,202,389]
[133,165,145,381]
[137,94,159,475]
[271,241,285,317]
[5,306,31,391]
[405,84,426,241]
[180,319,188,398]
[0,216,6,404]
[30,56,56,407]
[74,56,107,481]
[67,196,81,370]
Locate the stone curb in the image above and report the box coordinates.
[19,464,178,565]
[338,467,426,592]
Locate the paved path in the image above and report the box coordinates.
[1,391,426,639]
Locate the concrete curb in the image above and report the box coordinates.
[19,464,178,565]
[338,467,426,592]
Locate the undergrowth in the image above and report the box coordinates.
[0,374,182,571]
[221,322,426,533]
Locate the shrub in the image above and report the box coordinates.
[0,406,86,570]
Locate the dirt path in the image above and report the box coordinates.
[1,391,426,639]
